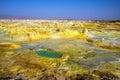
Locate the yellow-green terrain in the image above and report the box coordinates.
[0,20,120,80]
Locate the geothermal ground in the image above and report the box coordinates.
[0,20,120,80]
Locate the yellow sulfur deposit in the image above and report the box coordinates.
[0,20,89,42]
[10,66,21,72]
[0,42,21,49]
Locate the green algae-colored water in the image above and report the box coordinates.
[36,49,62,58]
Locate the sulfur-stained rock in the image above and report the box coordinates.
[0,42,21,49]
[69,74,95,80]
[10,66,21,72]
[15,74,28,80]
[96,40,120,49]
[92,70,120,80]
[86,38,95,43]
[5,51,14,55]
